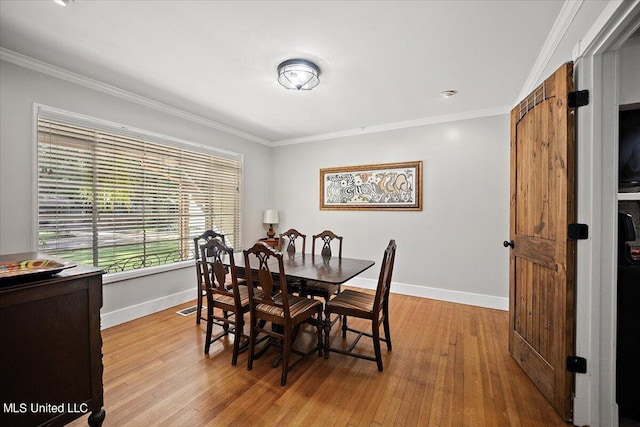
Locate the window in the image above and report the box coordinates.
[37,108,242,274]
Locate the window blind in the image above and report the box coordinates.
[37,115,242,273]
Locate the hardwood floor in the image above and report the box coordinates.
[70,288,569,426]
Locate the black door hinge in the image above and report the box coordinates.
[568,90,589,108]
[567,356,587,373]
[568,223,589,240]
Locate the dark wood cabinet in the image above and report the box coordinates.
[0,253,105,427]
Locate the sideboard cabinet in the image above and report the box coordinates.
[0,253,105,426]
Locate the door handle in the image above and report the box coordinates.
[503,240,514,249]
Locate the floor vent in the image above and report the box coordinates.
[176,305,205,316]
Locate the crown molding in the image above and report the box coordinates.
[0,47,270,146]
[516,0,584,102]
[270,106,510,146]
[1,48,511,148]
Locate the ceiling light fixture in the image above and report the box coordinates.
[441,90,458,98]
[277,59,320,91]
[53,0,73,6]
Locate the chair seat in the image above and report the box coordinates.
[328,289,374,313]
[304,280,339,297]
[212,285,261,307]
[256,294,322,318]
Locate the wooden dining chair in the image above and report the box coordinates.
[312,230,343,259]
[324,239,396,371]
[279,228,306,255]
[243,242,323,386]
[278,228,307,293]
[304,230,343,309]
[200,239,251,365]
[193,230,227,324]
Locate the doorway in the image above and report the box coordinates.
[574,4,640,426]
[616,43,640,426]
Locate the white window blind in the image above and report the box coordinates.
[37,113,242,273]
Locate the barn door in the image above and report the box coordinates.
[507,62,577,421]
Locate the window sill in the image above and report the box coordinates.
[103,260,194,284]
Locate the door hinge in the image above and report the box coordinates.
[568,90,589,108]
[568,223,589,240]
[567,356,587,373]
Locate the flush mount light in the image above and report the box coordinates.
[53,0,74,5]
[277,59,320,91]
[441,90,458,98]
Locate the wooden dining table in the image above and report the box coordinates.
[227,250,375,365]
[232,251,375,287]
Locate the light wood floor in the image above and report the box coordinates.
[70,288,570,426]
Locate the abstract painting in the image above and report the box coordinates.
[320,161,422,210]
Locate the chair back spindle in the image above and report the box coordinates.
[312,230,343,259]
[200,239,240,309]
[244,243,291,318]
[279,228,306,255]
[306,230,344,309]
[194,230,226,260]
[373,240,396,316]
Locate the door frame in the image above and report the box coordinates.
[573,1,640,426]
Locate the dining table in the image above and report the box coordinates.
[232,251,375,290]
[227,249,375,365]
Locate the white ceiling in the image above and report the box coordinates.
[0,1,607,145]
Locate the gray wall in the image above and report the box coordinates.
[1,58,510,326]
[272,114,510,307]
[0,59,272,326]
[620,34,640,106]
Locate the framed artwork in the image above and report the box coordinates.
[320,161,422,210]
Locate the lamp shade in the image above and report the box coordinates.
[277,59,320,91]
[262,209,279,225]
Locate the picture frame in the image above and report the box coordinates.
[320,161,423,211]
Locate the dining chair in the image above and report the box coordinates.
[312,230,343,259]
[278,228,307,294]
[324,239,396,371]
[279,228,306,255]
[243,242,323,386]
[200,239,252,365]
[193,230,227,324]
[304,230,344,311]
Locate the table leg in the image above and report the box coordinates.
[324,305,331,358]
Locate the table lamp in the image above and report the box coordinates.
[263,209,279,239]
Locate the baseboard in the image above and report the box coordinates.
[101,279,508,329]
[347,277,509,311]
[101,289,194,329]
